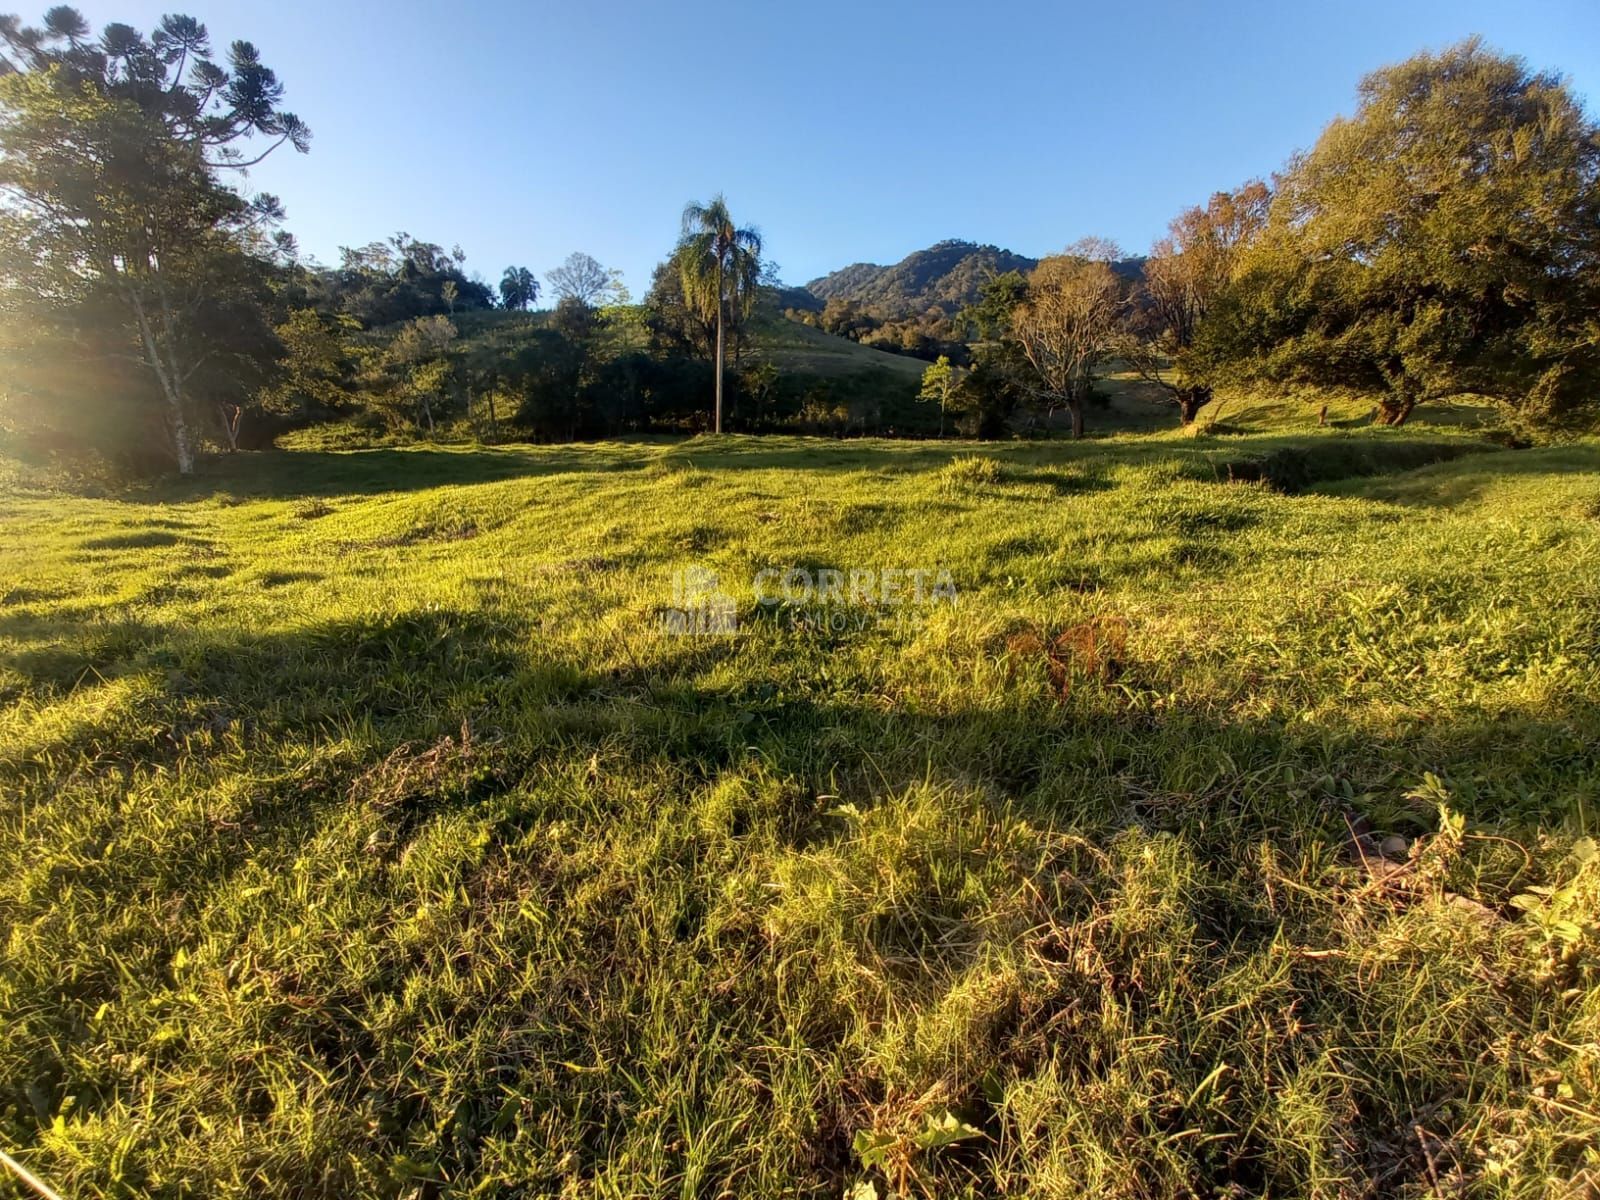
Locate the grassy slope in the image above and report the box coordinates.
[451,306,930,383]
[2,429,1599,1198]
[746,315,928,380]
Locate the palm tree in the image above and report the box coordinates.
[680,196,762,433]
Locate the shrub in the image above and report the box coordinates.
[938,455,1005,491]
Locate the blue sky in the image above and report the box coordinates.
[69,0,1600,296]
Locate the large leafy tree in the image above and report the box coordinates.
[0,7,309,472]
[1210,40,1600,428]
[643,243,742,365]
[259,307,361,422]
[384,314,457,434]
[679,195,762,433]
[1125,181,1269,424]
[946,270,1030,437]
[643,249,712,360]
[1012,246,1124,439]
[327,234,492,327]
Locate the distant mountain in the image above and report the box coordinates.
[802,239,1146,319]
[805,240,1038,318]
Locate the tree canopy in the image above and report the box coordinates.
[1013,248,1124,439]
[500,266,539,311]
[325,234,493,327]
[1207,40,1600,427]
[4,24,1598,471]
[546,252,625,308]
[679,195,762,433]
[1125,181,1269,423]
[0,6,309,471]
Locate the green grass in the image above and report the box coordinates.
[445,305,930,383]
[2,429,1598,1198]
[745,314,929,380]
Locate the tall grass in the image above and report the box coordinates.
[1,430,1597,1197]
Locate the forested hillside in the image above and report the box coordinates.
[805,240,1042,316]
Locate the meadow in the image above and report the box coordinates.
[1,410,1598,1198]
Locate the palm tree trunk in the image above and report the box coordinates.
[714,260,725,433]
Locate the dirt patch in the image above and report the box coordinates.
[1005,615,1129,697]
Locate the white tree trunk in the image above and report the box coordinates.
[129,287,196,474]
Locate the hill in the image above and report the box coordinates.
[3,429,1597,1197]
[443,306,923,382]
[805,239,1039,317]
[745,309,927,380]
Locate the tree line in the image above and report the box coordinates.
[1,10,1596,473]
[921,40,1600,439]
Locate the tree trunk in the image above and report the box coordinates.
[1377,395,1415,426]
[169,394,196,473]
[1173,384,1212,425]
[1069,400,1084,440]
[713,262,725,434]
[217,402,242,452]
[486,389,497,439]
[153,283,199,467]
[129,289,195,474]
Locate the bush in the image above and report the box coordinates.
[938,454,1005,491]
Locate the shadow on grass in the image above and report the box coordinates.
[4,602,1596,1197]
[36,425,1525,510]
[113,445,663,503]
[1317,443,1600,508]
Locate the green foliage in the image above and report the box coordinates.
[498,265,538,311]
[954,269,1029,344]
[324,233,493,327]
[374,315,459,433]
[808,239,1040,318]
[644,244,721,360]
[258,308,362,422]
[917,355,965,436]
[1208,40,1600,432]
[677,196,765,433]
[0,11,304,472]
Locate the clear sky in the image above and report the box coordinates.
[65,0,1600,296]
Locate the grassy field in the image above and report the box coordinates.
[744,314,929,381]
[450,305,932,383]
[2,421,1599,1198]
